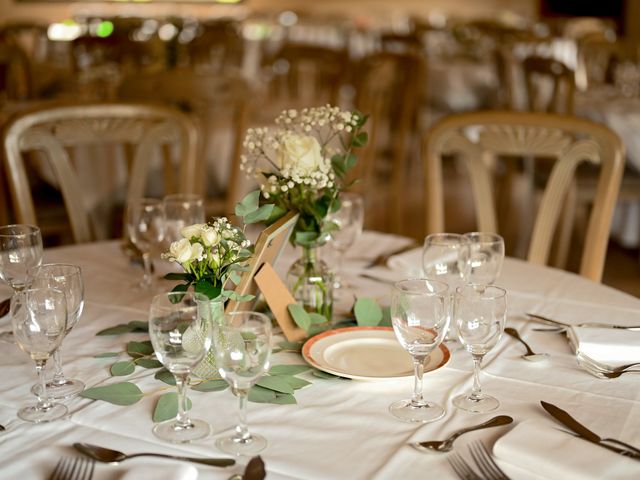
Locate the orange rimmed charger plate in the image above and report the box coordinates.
[301,326,451,381]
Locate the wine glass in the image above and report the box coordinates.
[327,192,364,293]
[464,232,505,285]
[12,287,68,423]
[215,311,272,456]
[452,284,507,413]
[29,264,85,399]
[149,291,216,443]
[127,198,165,290]
[389,279,449,423]
[422,233,470,341]
[0,225,43,342]
[163,194,205,245]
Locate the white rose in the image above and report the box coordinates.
[180,224,205,239]
[200,226,221,247]
[190,243,204,262]
[170,238,193,263]
[276,133,324,176]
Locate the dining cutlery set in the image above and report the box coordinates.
[526,312,640,331]
[448,441,510,480]
[503,327,549,362]
[49,456,95,480]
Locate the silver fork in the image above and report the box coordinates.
[49,456,95,480]
[448,442,511,480]
[448,452,481,480]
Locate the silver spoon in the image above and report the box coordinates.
[412,415,513,452]
[73,443,235,467]
[505,327,549,362]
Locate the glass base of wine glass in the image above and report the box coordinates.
[452,393,500,413]
[152,418,211,443]
[18,402,67,423]
[216,432,267,456]
[32,378,85,400]
[389,399,445,423]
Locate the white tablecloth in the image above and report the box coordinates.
[0,231,639,479]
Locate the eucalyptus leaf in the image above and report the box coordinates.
[163,273,192,281]
[278,341,303,353]
[191,380,229,392]
[245,204,276,224]
[288,304,311,331]
[352,131,368,148]
[136,358,163,369]
[354,298,383,327]
[265,205,286,225]
[229,271,241,285]
[110,361,135,376]
[153,392,192,423]
[272,393,297,405]
[97,320,149,336]
[127,340,154,358]
[235,190,261,217]
[248,385,277,403]
[80,382,144,405]
[281,376,312,390]
[380,306,392,327]
[312,370,348,380]
[256,376,294,394]
[128,321,149,331]
[94,352,119,358]
[307,323,330,337]
[269,365,311,376]
[308,313,328,325]
[155,369,176,386]
[294,231,319,246]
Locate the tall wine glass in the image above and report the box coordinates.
[215,311,272,456]
[389,279,449,423]
[163,194,205,245]
[149,291,215,443]
[12,287,68,422]
[0,225,43,342]
[29,264,84,399]
[464,233,505,286]
[327,192,364,293]
[422,233,470,341]
[127,198,165,290]
[453,285,507,413]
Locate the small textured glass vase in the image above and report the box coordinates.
[190,296,225,380]
[286,243,333,321]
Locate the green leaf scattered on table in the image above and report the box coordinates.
[256,376,294,394]
[155,369,176,386]
[191,380,229,392]
[278,341,303,353]
[354,297,383,327]
[281,376,311,390]
[312,369,350,380]
[126,340,154,358]
[110,360,135,376]
[380,306,392,327]
[94,352,119,358]
[288,304,311,331]
[248,385,277,403]
[96,321,148,336]
[136,357,163,369]
[81,382,144,405]
[272,393,297,405]
[153,392,193,423]
[268,364,311,376]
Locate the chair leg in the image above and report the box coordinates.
[551,181,577,270]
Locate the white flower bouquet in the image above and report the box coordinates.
[236,105,368,246]
[162,217,253,301]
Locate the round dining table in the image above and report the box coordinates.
[0,231,638,479]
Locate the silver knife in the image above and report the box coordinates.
[540,401,640,460]
[527,313,640,331]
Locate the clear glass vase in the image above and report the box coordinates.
[190,296,225,380]
[286,244,334,321]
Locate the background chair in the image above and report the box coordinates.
[2,102,198,244]
[423,111,624,282]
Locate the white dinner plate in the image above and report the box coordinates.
[302,326,451,381]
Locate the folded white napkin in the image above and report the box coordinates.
[386,248,423,277]
[494,421,640,480]
[568,327,640,369]
[119,464,198,480]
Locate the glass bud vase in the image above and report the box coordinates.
[286,244,333,321]
[190,295,224,380]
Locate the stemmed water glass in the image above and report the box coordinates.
[464,233,505,285]
[29,264,85,399]
[215,311,272,455]
[0,225,43,342]
[149,291,215,443]
[12,287,68,423]
[327,192,364,293]
[389,279,449,423]
[163,194,205,245]
[127,198,165,290]
[453,285,507,413]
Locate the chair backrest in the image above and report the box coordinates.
[522,55,575,114]
[2,102,198,243]
[118,69,250,217]
[423,111,624,282]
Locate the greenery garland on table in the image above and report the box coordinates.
[80,298,388,423]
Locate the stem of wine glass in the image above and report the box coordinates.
[471,354,484,400]
[141,252,153,286]
[174,373,191,428]
[235,390,251,443]
[34,359,53,410]
[51,348,67,386]
[411,356,426,406]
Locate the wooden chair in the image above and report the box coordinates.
[522,55,575,115]
[423,111,624,282]
[118,69,249,218]
[2,102,198,243]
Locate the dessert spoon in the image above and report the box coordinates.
[73,443,235,467]
[505,327,549,362]
[411,415,513,452]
